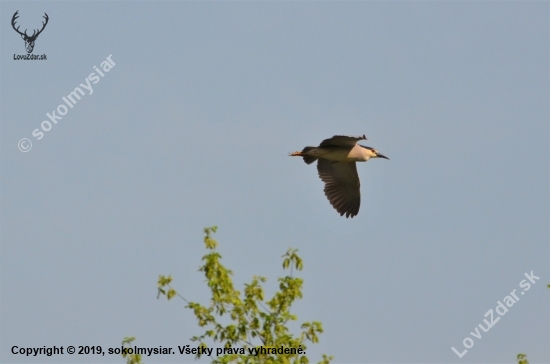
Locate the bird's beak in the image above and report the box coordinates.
[376,153,389,160]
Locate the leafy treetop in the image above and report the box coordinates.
[155,226,332,364]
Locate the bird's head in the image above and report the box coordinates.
[360,146,389,160]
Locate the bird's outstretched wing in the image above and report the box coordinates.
[319,134,367,147]
[317,159,361,218]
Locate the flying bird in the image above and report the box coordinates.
[290,135,388,218]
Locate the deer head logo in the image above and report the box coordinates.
[12,11,49,54]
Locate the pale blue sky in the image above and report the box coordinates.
[1,1,549,363]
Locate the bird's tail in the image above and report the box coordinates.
[289,146,318,165]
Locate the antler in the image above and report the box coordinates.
[31,13,49,39]
[11,11,48,40]
[11,10,26,37]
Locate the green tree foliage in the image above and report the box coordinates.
[138,226,332,364]
[517,353,529,364]
[515,284,549,364]
[121,337,142,364]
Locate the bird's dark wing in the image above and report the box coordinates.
[319,134,367,147]
[317,159,361,218]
